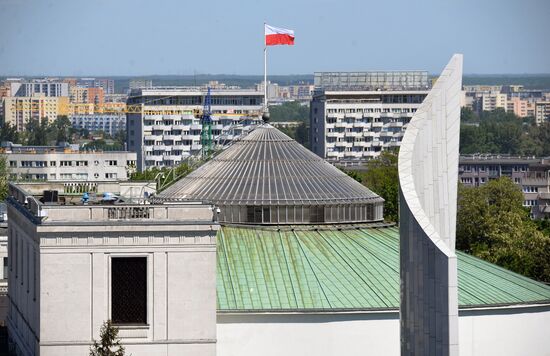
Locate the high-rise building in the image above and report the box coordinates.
[8,79,69,97]
[129,79,153,90]
[2,96,69,131]
[310,71,430,164]
[535,101,550,125]
[481,91,508,112]
[126,87,263,171]
[78,78,115,95]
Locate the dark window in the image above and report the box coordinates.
[111,257,147,325]
[246,206,263,223]
[310,206,325,223]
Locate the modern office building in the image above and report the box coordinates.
[126,87,263,171]
[8,80,69,98]
[2,144,136,181]
[6,181,217,356]
[459,155,550,219]
[70,113,126,136]
[310,71,430,164]
[2,96,69,131]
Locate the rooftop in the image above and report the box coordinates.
[7,181,217,231]
[153,124,384,224]
[217,226,550,312]
[314,71,430,91]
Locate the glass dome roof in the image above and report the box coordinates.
[153,124,384,224]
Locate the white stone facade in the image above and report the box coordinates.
[217,306,550,356]
[398,54,463,355]
[6,183,218,356]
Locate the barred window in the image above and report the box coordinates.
[111,257,147,325]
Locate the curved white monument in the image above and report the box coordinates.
[398,54,463,356]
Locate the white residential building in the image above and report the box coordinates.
[2,145,136,181]
[70,114,126,136]
[310,71,430,164]
[126,87,263,171]
[8,80,69,98]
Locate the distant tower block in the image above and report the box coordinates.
[398,54,463,356]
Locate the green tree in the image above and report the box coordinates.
[362,151,399,223]
[0,122,20,143]
[53,115,74,144]
[26,118,50,146]
[457,177,550,283]
[269,101,309,123]
[89,320,125,356]
[0,154,9,200]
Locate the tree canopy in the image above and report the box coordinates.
[457,177,550,283]
[459,108,550,156]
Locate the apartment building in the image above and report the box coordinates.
[78,78,115,95]
[481,92,508,112]
[507,97,536,118]
[2,96,69,131]
[310,71,430,164]
[8,80,69,97]
[69,86,105,104]
[71,114,126,136]
[459,155,550,219]
[126,87,263,171]
[129,79,153,90]
[535,102,550,125]
[2,144,136,181]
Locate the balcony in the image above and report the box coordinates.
[163,134,180,141]
[173,124,190,130]
[153,125,170,131]
[326,132,342,138]
[190,124,202,130]
[335,122,350,128]
[144,135,162,141]
[372,122,383,128]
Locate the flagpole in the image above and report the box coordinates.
[263,25,268,114]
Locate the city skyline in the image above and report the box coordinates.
[0,0,549,76]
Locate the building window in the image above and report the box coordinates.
[111,257,147,325]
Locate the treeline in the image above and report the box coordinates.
[460,108,550,156]
[269,101,310,148]
[0,117,125,150]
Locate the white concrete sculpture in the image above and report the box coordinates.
[398,54,463,356]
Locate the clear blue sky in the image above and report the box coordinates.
[0,0,549,76]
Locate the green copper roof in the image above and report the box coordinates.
[216,226,550,312]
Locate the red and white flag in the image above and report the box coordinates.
[265,24,295,46]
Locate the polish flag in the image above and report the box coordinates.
[265,24,295,46]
